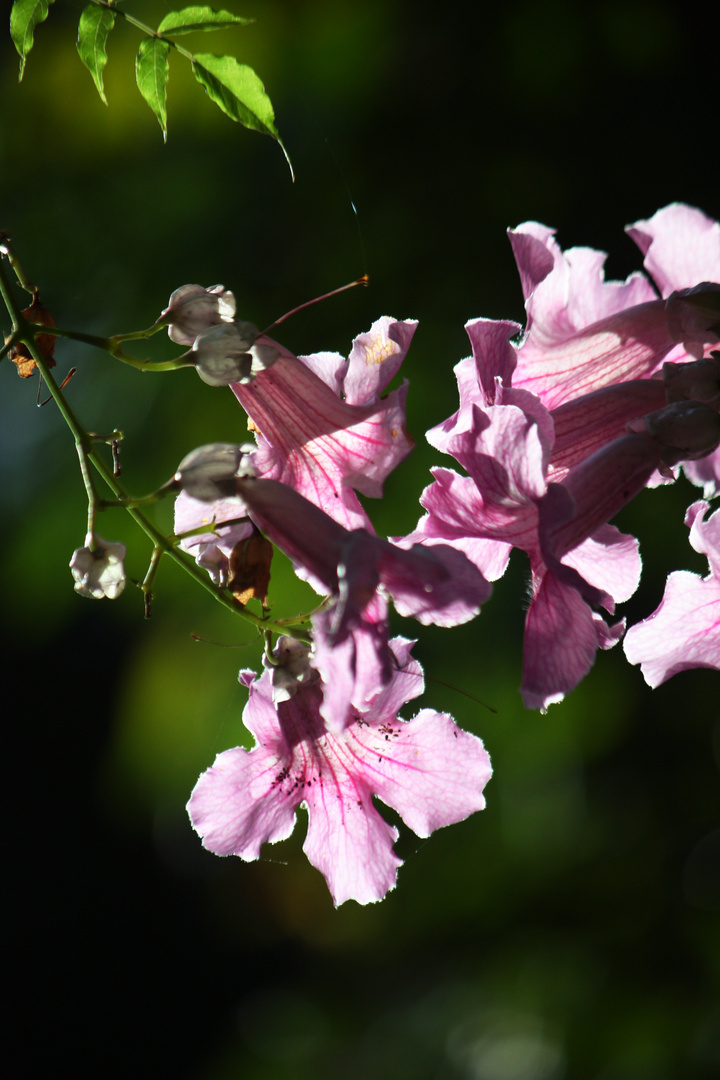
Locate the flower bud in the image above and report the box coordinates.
[267,636,320,702]
[70,535,126,599]
[174,443,255,501]
[632,400,720,464]
[666,283,720,357]
[249,342,280,375]
[191,322,259,386]
[663,354,720,411]
[160,284,236,346]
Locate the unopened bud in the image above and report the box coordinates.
[666,282,720,357]
[663,354,720,411]
[632,400,720,464]
[174,442,255,501]
[160,284,236,346]
[191,322,260,386]
[70,535,126,599]
[268,636,319,702]
[249,342,280,375]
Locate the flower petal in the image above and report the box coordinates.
[627,204,720,297]
[623,570,720,687]
[187,744,298,859]
[355,708,492,837]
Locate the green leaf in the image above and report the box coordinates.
[191,53,292,176]
[77,4,115,106]
[10,0,55,80]
[157,6,254,35]
[136,38,170,141]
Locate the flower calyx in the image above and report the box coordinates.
[663,353,720,411]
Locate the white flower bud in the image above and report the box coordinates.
[191,322,259,386]
[175,443,256,501]
[160,284,236,346]
[70,535,126,600]
[268,636,319,702]
[249,342,280,375]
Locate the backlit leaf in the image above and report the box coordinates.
[136,38,170,141]
[191,53,292,176]
[77,4,116,106]
[157,6,254,35]
[10,0,55,80]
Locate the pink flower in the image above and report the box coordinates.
[232,316,417,531]
[417,357,720,710]
[187,637,492,906]
[175,318,419,580]
[623,501,720,686]
[410,207,720,707]
[174,459,490,725]
[416,399,644,710]
[228,474,492,726]
[507,204,720,412]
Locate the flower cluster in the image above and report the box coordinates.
[63,203,718,905]
[405,203,720,709]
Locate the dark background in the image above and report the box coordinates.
[3,1,718,1077]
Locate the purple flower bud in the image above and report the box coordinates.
[160,284,236,346]
[174,443,254,501]
[70,535,126,599]
[666,282,720,357]
[633,401,720,464]
[663,354,720,410]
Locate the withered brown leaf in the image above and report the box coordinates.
[9,293,57,378]
[228,528,273,608]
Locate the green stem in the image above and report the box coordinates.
[0,255,310,643]
[26,322,188,372]
[91,0,195,60]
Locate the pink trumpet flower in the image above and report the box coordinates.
[187,637,492,906]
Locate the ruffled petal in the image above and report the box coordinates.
[627,204,720,297]
[187,744,298,859]
[521,569,621,711]
[302,777,401,907]
[623,571,720,687]
[343,317,417,405]
[355,708,492,837]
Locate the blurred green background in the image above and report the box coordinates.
[3,1,718,1077]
